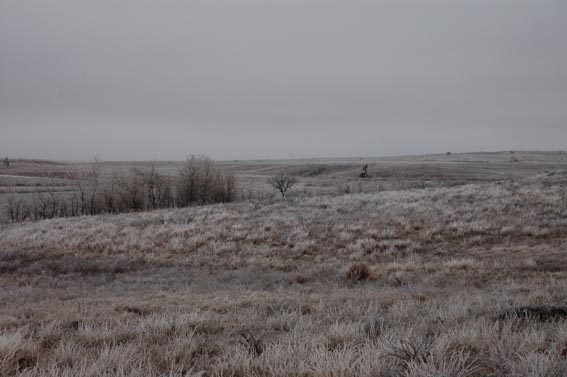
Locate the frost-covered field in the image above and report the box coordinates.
[1,152,567,376]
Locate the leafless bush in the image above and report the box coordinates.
[5,155,235,223]
[145,164,175,209]
[28,186,70,220]
[103,170,119,213]
[6,189,30,222]
[70,156,103,216]
[117,169,146,211]
[176,155,235,206]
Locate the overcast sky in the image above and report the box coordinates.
[1,0,566,160]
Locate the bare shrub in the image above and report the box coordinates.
[87,156,102,215]
[5,155,235,223]
[267,172,297,198]
[6,189,31,222]
[117,169,146,211]
[29,186,69,221]
[144,164,174,209]
[102,170,119,213]
[176,155,236,206]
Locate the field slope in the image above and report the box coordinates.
[1,156,567,376]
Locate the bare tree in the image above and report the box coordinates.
[223,174,236,203]
[87,156,103,215]
[103,170,118,213]
[267,172,297,198]
[3,157,9,168]
[72,169,87,216]
[31,186,48,220]
[70,157,101,216]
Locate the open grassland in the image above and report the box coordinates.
[2,151,566,216]
[1,152,567,376]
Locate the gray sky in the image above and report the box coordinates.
[1,0,566,160]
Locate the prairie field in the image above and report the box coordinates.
[1,151,567,376]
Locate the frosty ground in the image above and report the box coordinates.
[1,152,567,376]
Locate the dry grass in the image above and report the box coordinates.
[345,263,371,282]
[1,154,567,375]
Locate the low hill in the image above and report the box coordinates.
[1,167,567,375]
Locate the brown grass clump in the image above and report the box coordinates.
[345,263,371,282]
[294,274,311,284]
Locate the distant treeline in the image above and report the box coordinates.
[6,155,236,222]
